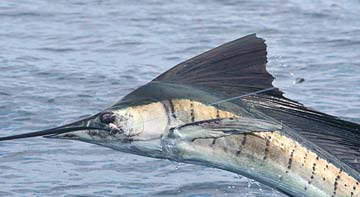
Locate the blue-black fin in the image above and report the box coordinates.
[153,34,284,98]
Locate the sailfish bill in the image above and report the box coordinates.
[1,34,360,197]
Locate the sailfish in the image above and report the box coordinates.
[1,34,359,197]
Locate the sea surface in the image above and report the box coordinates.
[0,0,359,196]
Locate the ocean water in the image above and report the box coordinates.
[0,0,359,196]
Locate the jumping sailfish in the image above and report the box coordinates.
[1,34,359,197]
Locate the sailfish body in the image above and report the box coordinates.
[1,34,360,197]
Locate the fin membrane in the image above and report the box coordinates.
[153,34,284,98]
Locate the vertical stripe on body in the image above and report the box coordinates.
[190,101,195,122]
[263,136,271,160]
[168,99,177,119]
[286,146,296,173]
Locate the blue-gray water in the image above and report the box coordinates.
[0,0,359,196]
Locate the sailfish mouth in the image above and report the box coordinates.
[0,114,111,141]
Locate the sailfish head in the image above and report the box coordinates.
[0,106,167,158]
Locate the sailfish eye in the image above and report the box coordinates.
[99,111,116,124]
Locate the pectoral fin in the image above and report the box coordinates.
[169,117,282,141]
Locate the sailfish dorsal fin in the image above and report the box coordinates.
[153,34,285,99]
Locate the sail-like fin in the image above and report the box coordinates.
[153,34,284,98]
[169,117,282,141]
[119,34,288,105]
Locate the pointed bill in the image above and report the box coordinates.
[0,114,111,141]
